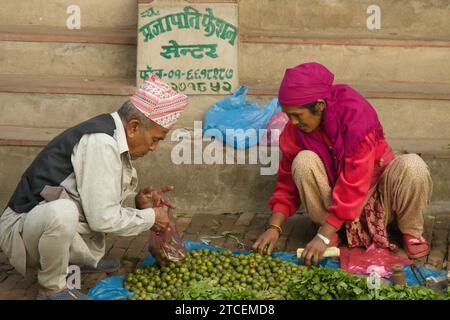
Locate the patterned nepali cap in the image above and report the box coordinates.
[130,74,188,129]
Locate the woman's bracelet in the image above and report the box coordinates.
[266,224,282,235]
[317,232,331,245]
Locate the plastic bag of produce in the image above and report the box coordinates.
[148,208,187,267]
[259,111,289,147]
[340,244,413,278]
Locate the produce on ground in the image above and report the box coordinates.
[123,248,450,300]
[288,266,449,300]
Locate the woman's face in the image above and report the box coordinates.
[282,100,325,133]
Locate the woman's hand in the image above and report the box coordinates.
[252,212,285,255]
[300,235,328,266]
[301,222,338,266]
[252,228,280,255]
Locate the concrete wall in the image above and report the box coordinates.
[0,0,138,28]
[2,143,450,216]
[1,0,449,214]
[239,0,450,35]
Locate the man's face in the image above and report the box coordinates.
[282,101,325,133]
[124,120,169,160]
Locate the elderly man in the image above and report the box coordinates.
[0,75,188,300]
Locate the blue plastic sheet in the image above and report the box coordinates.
[404,264,448,286]
[203,85,281,149]
[88,240,338,300]
[87,240,446,300]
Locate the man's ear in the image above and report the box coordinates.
[125,119,140,138]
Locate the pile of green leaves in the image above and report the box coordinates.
[175,280,266,300]
[376,284,449,300]
[288,266,450,300]
[288,267,369,300]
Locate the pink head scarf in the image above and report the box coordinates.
[279,62,334,107]
[278,62,385,186]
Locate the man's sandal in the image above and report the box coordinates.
[80,258,120,274]
[403,234,430,259]
[36,288,92,300]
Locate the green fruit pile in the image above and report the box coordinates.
[124,248,304,300]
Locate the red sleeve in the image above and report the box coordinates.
[326,140,376,229]
[268,122,302,219]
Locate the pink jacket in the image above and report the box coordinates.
[268,121,395,229]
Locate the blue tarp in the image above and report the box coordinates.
[87,240,447,300]
[403,264,448,286]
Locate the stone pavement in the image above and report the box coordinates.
[0,212,449,300]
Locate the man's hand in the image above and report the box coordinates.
[136,186,175,209]
[151,206,170,233]
[252,228,280,255]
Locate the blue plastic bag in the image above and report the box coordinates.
[203,85,281,149]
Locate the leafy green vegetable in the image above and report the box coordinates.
[288,266,449,300]
[176,280,262,300]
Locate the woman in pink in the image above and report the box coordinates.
[252,62,432,265]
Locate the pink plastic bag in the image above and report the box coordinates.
[148,208,187,267]
[259,112,289,147]
[340,244,414,278]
